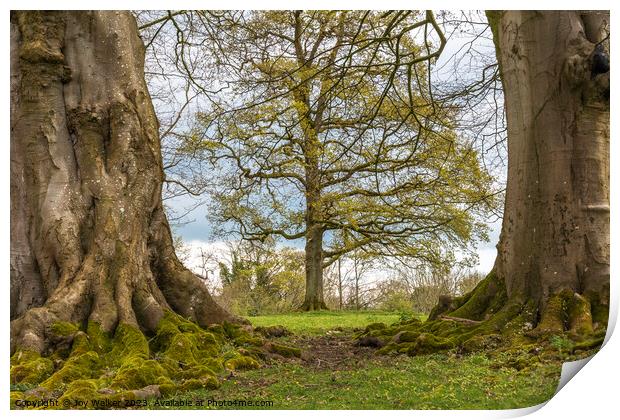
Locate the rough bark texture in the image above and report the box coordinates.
[433,10,609,330]
[10,10,237,355]
[488,11,610,330]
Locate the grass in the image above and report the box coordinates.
[248,310,417,335]
[162,353,560,410]
[158,310,563,410]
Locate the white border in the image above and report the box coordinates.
[2,1,617,419]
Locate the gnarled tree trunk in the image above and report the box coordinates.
[10,10,237,355]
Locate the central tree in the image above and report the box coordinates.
[188,11,498,310]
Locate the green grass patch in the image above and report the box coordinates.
[162,352,560,409]
[248,311,418,335]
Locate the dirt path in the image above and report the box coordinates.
[286,333,391,371]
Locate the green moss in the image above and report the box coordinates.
[268,343,302,358]
[222,321,246,339]
[207,324,226,335]
[385,337,453,356]
[461,334,504,353]
[58,379,101,405]
[106,323,149,363]
[409,333,452,354]
[224,355,261,370]
[10,351,54,385]
[362,279,549,358]
[584,291,609,328]
[180,376,219,391]
[364,322,387,332]
[10,311,265,408]
[11,391,25,408]
[159,383,177,397]
[110,359,167,390]
[396,317,422,327]
[202,356,225,372]
[176,365,217,380]
[449,272,507,321]
[50,322,79,337]
[568,293,593,336]
[395,331,420,343]
[534,290,573,336]
[69,332,92,356]
[238,346,268,361]
[40,351,101,390]
[163,333,200,366]
[86,322,112,354]
[234,335,265,347]
[11,349,41,364]
[572,337,604,352]
[376,343,397,355]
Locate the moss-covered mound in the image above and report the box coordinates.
[356,272,606,359]
[11,312,300,409]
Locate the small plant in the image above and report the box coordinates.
[398,311,415,323]
[549,335,574,356]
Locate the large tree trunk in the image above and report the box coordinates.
[10,10,237,355]
[432,10,609,331]
[488,10,610,330]
[300,123,328,311]
[433,10,610,327]
[363,11,609,355]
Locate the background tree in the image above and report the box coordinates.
[378,261,481,313]
[184,10,499,310]
[9,11,238,354]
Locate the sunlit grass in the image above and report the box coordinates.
[247,310,422,335]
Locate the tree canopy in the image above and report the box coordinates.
[163,11,500,275]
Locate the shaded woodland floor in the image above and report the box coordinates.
[155,311,565,409]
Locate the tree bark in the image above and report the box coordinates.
[334,11,609,356]
[491,11,609,323]
[10,10,237,355]
[300,104,328,311]
[302,223,328,310]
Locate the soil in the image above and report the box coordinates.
[285,332,395,371]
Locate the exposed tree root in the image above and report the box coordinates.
[357,272,607,358]
[10,313,301,409]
